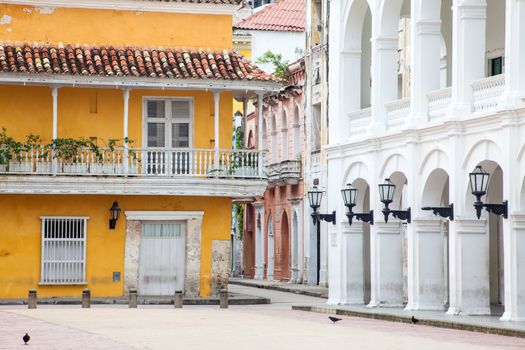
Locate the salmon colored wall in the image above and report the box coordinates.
[0,4,232,49]
[0,86,233,150]
[0,194,232,298]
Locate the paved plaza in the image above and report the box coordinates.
[0,286,524,349]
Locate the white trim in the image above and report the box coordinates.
[0,74,281,94]
[0,0,239,15]
[142,96,194,149]
[125,211,204,221]
[0,175,267,197]
[40,216,90,220]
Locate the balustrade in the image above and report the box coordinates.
[385,98,410,131]
[471,74,505,113]
[0,147,263,179]
[427,87,452,122]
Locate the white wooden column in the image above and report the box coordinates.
[257,93,264,177]
[410,0,442,124]
[500,0,525,108]
[213,91,220,169]
[51,86,59,175]
[254,202,265,280]
[370,36,398,132]
[123,88,130,175]
[448,0,487,118]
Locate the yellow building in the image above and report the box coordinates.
[0,0,278,299]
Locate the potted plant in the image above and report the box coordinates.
[52,137,94,174]
[8,133,42,173]
[0,128,13,172]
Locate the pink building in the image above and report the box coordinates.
[244,60,305,282]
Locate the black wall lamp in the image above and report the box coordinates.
[308,186,336,225]
[341,183,374,225]
[469,165,508,219]
[109,201,121,229]
[378,178,411,223]
[422,203,454,221]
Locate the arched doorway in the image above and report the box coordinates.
[291,210,300,283]
[280,211,290,281]
[243,204,255,278]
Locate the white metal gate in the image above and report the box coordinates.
[138,222,185,296]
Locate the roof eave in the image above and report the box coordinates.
[0,0,241,15]
[0,73,282,93]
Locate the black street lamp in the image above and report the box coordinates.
[307,186,336,225]
[341,183,374,225]
[378,178,411,223]
[469,165,508,219]
[109,201,121,229]
[421,204,454,221]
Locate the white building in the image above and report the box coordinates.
[326,0,525,321]
[233,0,305,74]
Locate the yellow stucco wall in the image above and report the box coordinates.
[0,194,231,298]
[0,86,233,150]
[0,4,232,49]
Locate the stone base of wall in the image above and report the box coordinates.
[211,240,231,296]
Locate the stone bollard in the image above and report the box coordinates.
[28,289,37,309]
[129,289,138,308]
[174,290,183,309]
[82,288,91,308]
[219,289,228,309]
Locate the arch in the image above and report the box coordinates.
[421,168,450,207]
[485,0,506,77]
[342,160,371,187]
[342,0,371,50]
[247,130,254,149]
[281,109,288,161]
[293,104,301,157]
[291,209,299,282]
[379,152,408,181]
[378,0,406,37]
[271,113,278,163]
[262,118,268,151]
[280,210,290,280]
[462,139,505,174]
[419,148,450,179]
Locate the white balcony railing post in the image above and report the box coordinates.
[122,88,130,176]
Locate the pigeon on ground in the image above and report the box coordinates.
[22,333,30,345]
[329,316,342,323]
[411,316,419,324]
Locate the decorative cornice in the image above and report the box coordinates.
[0,175,267,198]
[0,0,239,15]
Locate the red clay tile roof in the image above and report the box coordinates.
[233,0,305,32]
[139,0,243,4]
[0,42,278,82]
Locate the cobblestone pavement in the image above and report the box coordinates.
[0,286,524,350]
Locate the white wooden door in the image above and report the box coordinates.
[138,222,185,296]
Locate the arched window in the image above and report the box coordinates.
[271,114,278,163]
[281,110,288,161]
[293,105,301,157]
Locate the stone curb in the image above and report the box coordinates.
[229,279,328,299]
[0,296,270,306]
[292,305,525,339]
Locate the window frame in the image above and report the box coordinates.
[39,216,89,285]
[142,96,194,150]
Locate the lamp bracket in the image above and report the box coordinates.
[345,210,374,226]
[421,204,454,221]
[312,211,336,225]
[383,207,411,223]
[484,200,508,219]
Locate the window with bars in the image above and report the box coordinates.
[40,217,88,285]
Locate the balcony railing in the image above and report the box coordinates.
[427,87,452,122]
[471,74,505,113]
[0,147,263,179]
[267,160,301,185]
[348,107,372,137]
[385,97,410,131]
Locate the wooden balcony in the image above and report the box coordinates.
[0,147,266,198]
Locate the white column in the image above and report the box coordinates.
[341,50,362,136]
[369,221,404,307]
[213,91,220,168]
[122,88,130,175]
[253,202,265,280]
[448,0,487,118]
[447,217,490,315]
[407,218,446,310]
[370,35,398,132]
[51,86,59,175]
[500,214,525,321]
[410,0,442,124]
[257,93,264,177]
[342,221,365,304]
[500,0,525,108]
